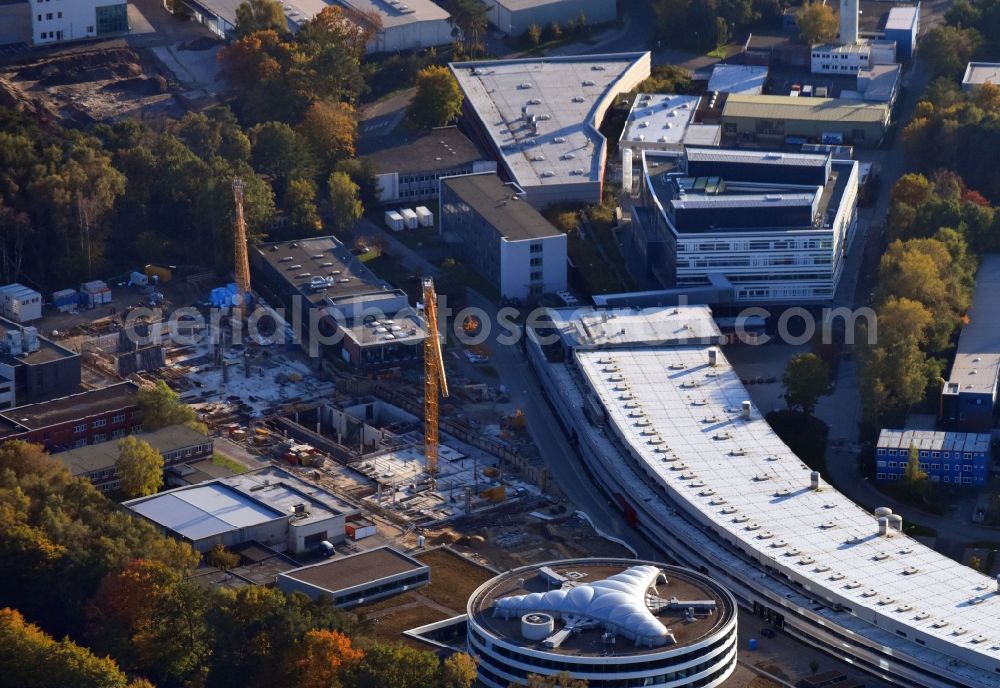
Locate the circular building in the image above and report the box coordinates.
[467,558,737,688]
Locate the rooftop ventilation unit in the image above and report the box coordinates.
[553,136,567,143]
[582,80,596,86]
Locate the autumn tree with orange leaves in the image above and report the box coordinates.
[289,629,364,688]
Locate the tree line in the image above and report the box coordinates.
[652,0,783,51]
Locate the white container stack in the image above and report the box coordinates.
[384,210,404,232]
[415,206,434,227]
[400,208,419,230]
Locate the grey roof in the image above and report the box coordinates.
[58,425,211,476]
[885,6,919,31]
[280,545,427,593]
[621,94,699,146]
[442,173,562,241]
[685,148,829,169]
[335,0,449,28]
[963,62,1000,87]
[0,382,138,432]
[877,429,991,454]
[672,193,818,210]
[945,254,1000,396]
[362,127,486,175]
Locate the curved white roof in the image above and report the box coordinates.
[492,565,671,644]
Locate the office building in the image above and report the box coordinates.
[451,52,651,208]
[363,127,495,205]
[252,237,427,370]
[482,0,616,37]
[126,466,359,554]
[721,94,890,147]
[334,0,453,53]
[277,546,430,607]
[627,148,858,303]
[30,0,128,45]
[876,429,990,486]
[467,558,737,688]
[56,424,213,493]
[941,255,1000,432]
[525,304,1000,688]
[439,173,566,301]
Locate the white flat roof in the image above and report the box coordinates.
[450,53,649,189]
[964,62,1000,87]
[621,94,699,147]
[129,484,283,541]
[885,6,919,31]
[546,306,722,349]
[335,0,448,28]
[568,307,1000,674]
[946,254,1000,395]
[707,64,768,95]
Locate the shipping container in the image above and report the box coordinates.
[0,283,42,322]
[345,519,377,540]
[52,288,78,312]
[385,210,404,232]
[400,208,419,230]
[415,206,434,227]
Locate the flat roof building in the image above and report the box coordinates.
[484,0,617,37]
[451,52,651,208]
[362,126,496,205]
[277,546,430,606]
[721,94,891,148]
[0,318,81,408]
[626,148,859,303]
[126,466,359,554]
[884,5,920,59]
[525,305,1000,688]
[857,63,902,103]
[30,0,128,45]
[439,173,567,301]
[876,429,990,486]
[942,254,1000,432]
[467,558,737,688]
[619,94,721,155]
[707,64,769,95]
[963,62,1000,91]
[252,236,427,370]
[334,0,453,53]
[56,425,213,493]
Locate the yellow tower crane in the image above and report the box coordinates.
[231,178,252,307]
[422,277,449,476]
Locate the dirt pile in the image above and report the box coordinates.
[18,48,145,86]
[0,76,60,127]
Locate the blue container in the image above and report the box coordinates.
[748,638,758,651]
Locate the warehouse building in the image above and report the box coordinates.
[707,64,768,95]
[468,558,737,688]
[962,62,1000,91]
[619,94,720,155]
[30,0,128,45]
[720,94,890,148]
[56,425,213,493]
[941,255,1000,433]
[0,382,141,451]
[439,173,567,301]
[126,466,358,554]
[451,52,651,208]
[483,0,616,37]
[334,0,453,53]
[278,546,430,607]
[626,148,858,303]
[252,237,427,370]
[364,127,495,205]
[883,5,920,60]
[876,429,990,486]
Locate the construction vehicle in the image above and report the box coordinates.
[423,277,449,475]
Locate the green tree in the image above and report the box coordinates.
[526,23,542,46]
[235,0,288,37]
[337,158,381,208]
[298,101,358,171]
[327,171,363,233]
[348,643,441,688]
[796,2,838,45]
[408,66,464,129]
[904,443,928,485]
[636,64,694,94]
[206,544,241,570]
[251,122,317,185]
[442,652,478,688]
[0,607,132,688]
[116,437,164,498]
[439,0,489,56]
[286,178,323,233]
[782,353,832,416]
[921,26,982,79]
[138,380,202,431]
[521,672,589,687]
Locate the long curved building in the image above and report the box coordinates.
[526,305,1000,688]
[467,558,738,688]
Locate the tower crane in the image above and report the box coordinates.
[422,277,449,475]
[231,178,252,308]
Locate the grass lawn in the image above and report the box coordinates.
[211,453,247,474]
[707,43,742,59]
[766,410,829,478]
[413,547,494,611]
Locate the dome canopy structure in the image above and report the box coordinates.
[492,565,672,646]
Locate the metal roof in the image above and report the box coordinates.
[450,53,649,190]
[945,254,1000,395]
[129,484,283,541]
[566,307,1000,676]
[722,95,890,124]
[707,64,768,95]
[877,429,991,454]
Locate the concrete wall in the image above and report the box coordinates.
[499,235,567,300]
[289,514,346,551]
[369,18,453,53]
